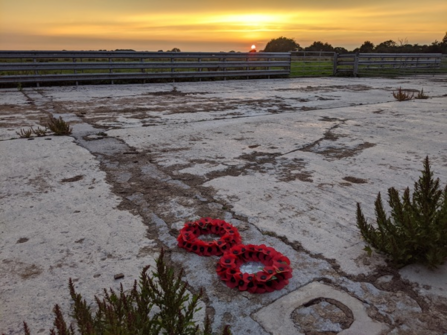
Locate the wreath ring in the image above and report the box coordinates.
[177,218,242,256]
[216,244,293,294]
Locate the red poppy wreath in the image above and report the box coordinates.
[177,218,242,256]
[216,244,293,293]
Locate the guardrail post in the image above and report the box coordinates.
[171,56,174,82]
[198,57,202,82]
[109,58,114,85]
[332,53,338,76]
[353,52,359,77]
[33,58,39,87]
[73,57,78,86]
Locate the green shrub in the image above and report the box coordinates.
[356,157,447,268]
[47,116,72,135]
[20,250,231,335]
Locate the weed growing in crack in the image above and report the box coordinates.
[357,156,447,269]
[415,89,429,100]
[31,127,48,137]
[18,249,232,335]
[392,87,414,101]
[16,128,33,138]
[47,116,72,135]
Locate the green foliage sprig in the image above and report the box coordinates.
[19,249,231,335]
[47,116,72,135]
[392,87,414,101]
[357,157,447,268]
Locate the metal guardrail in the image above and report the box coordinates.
[0,51,291,85]
[334,53,444,76]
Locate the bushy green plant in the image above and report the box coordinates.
[19,250,231,335]
[392,87,414,101]
[357,157,447,268]
[47,116,72,135]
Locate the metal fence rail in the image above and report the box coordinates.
[334,53,444,76]
[0,51,291,85]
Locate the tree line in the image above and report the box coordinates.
[262,34,447,53]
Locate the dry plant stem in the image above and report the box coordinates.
[16,128,33,138]
[31,127,48,137]
[415,88,429,99]
[392,87,414,101]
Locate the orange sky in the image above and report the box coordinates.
[0,0,446,51]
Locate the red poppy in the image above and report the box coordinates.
[272,254,291,265]
[273,262,292,274]
[219,254,237,268]
[253,283,267,294]
[254,272,271,283]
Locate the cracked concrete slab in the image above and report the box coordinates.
[1,75,447,335]
[0,137,157,334]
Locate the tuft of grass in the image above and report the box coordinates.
[415,88,429,99]
[31,127,48,137]
[16,128,33,138]
[357,156,447,269]
[392,87,414,101]
[47,117,72,136]
[19,249,232,335]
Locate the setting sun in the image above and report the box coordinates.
[251,44,256,50]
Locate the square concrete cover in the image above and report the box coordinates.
[253,281,388,335]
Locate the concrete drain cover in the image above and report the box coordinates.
[291,298,353,334]
[253,282,388,335]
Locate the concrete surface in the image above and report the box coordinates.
[1,75,447,334]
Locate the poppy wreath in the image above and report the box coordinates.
[216,244,293,294]
[177,218,242,256]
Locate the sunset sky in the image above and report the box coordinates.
[1,0,445,52]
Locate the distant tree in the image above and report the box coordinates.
[443,32,447,44]
[304,41,334,52]
[264,37,301,52]
[115,49,136,52]
[374,40,397,53]
[426,40,447,53]
[168,48,181,52]
[359,41,375,53]
[333,47,348,54]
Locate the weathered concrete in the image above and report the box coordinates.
[253,281,388,335]
[0,137,157,334]
[1,75,447,334]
